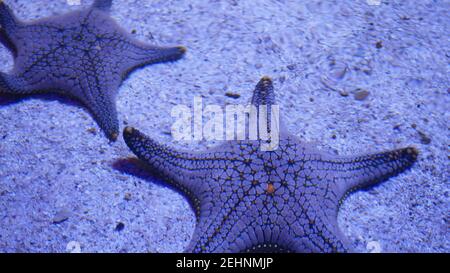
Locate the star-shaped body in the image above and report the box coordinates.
[123,77,418,253]
[0,0,186,140]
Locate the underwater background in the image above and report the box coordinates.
[0,0,448,252]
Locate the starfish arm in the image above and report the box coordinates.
[92,0,113,11]
[0,1,21,53]
[0,72,33,94]
[119,41,186,77]
[0,1,19,33]
[252,76,277,107]
[76,82,119,140]
[249,76,289,150]
[331,147,418,199]
[123,126,219,199]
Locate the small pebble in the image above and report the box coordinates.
[330,62,348,80]
[286,64,296,71]
[366,241,382,253]
[115,222,125,232]
[354,89,370,101]
[339,90,349,97]
[225,92,241,99]
[87,127,97,135]
[124,192,132,201]
[418,131,431,144]
[66,241,81,253]
[376,41,383,49]
[52,209,71,224]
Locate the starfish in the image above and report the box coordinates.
[0,0,186,140]
[123,77,418,253]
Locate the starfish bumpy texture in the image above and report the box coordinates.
[0,0,186,140]
[123,77,418,253]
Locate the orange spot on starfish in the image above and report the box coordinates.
[266,183,275,194]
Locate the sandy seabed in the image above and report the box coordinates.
[0,0,448,252]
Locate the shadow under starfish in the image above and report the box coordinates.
[0,0,186,140]
[122,76,419,253]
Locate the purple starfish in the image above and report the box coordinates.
[0,0,186,140]
[123,77,418,253]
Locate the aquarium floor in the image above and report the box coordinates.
[0,0,448,252]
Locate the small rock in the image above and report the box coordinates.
[225,92,241,99]
[354,89,370,101]
[339,90,349,97]
[418,131,431,144]
[366,241,382,253]
[87,127,97,135]
[124,192,132,201]
[115,222,125,232]
[375,41,383,49]
[286,64,296,71]
[66,241,81,253]
[330,62,348,80]
[53,209,71,224]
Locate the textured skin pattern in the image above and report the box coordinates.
[123,77,419,253]
[0,0,186,140]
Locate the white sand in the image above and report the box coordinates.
[0,0,448,252]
